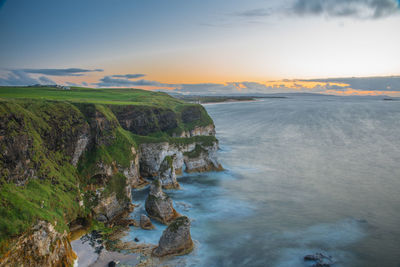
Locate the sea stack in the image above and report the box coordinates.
[152,216,194,257]
[159,155,180,189]
[145,179,180,224]
[140,214,155,230]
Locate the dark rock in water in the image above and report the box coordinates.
[152,216,194,257]
[145,179,180,224]
[127,219,137,227]
[312,263,331,267]
[108,261,116,267]
[140,214,155,230]
[304,252,335,267]
[134,237,140,242]
[304,254,322,261]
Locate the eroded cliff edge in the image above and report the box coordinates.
[0,91,222,266]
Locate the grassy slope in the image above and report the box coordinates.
[0,86,186,107]
[0,86,216,255]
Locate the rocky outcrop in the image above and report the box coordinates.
[93,193,129,223]
[304,253,335,267]
[173,124,216,138]
[140,142,191,178]
[152,216,194,257]
[139,138,222,187]
[145,180,179,224]
[140,214,155,230]
[0,221,76,267]
[158,155,179,189]
[184,142,223,173]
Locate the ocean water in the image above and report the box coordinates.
[126,96,400,267]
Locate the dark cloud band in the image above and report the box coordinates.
[111,74,146,79]
[302,76,400,91]
[21,68,103,76]
[95,76,174,87]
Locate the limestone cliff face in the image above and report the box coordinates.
[139,136,222,188]
[76,105,141,223]
[184,141,222,173]
[0,221,76,267]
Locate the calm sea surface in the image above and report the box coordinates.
[126,96,400,267]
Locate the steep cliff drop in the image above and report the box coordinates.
[0,88,222,266]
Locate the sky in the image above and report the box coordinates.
[0,0,400,96]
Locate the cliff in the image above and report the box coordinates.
[0,87,221,266]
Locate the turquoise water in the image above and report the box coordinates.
[126,96,400,267]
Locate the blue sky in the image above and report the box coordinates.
[1,0,400,95]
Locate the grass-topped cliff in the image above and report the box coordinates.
[0,86,217,260]
[0,86,213,132]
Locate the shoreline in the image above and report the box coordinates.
[201,99,263,105]
[71,221,155,267]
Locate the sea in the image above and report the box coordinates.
[78,95,400,267]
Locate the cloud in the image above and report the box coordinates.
[38,76,56,85]
[0,67,103,86]
[0,70,55,86]
[21,68,103,76]
[302,76,400,91]
[65,81,91,87]
[95,76,174,88]
[176,81,281,95]
[88,74,400,97]
[174,76,400,95]
[111,74,146,79]
[234,8,271,17]
[177,83,237,94]
[291,0,400,19]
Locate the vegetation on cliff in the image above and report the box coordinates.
[0,100,87,255]
[0,86,217,258]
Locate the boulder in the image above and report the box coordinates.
[108,261,119,267]
[93,193,128,223]
[145,179,180,224]
[304,252,335,267]
[152,216,194,257]
[140,214,155,230]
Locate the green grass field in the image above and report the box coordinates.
[0,86,185,109]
